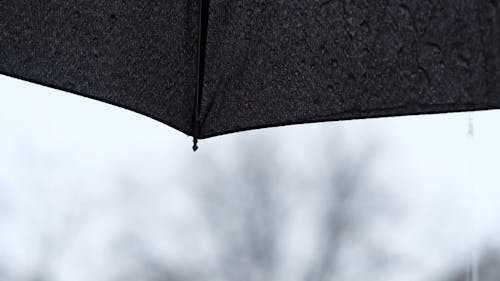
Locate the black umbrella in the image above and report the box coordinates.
[1,1,499,150]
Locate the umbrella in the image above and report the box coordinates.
[1,1,499,150]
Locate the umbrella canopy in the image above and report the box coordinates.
[1,1,499,148]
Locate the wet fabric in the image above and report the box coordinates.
[1,1,499,139]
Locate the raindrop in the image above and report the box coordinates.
[90,47,100,59]
[398,4,412,22]
[465,111,478,281]
[330,58,338,67]
[360,20,370,33]
[427,42,441,54]
[347,73,356,82]
[458,53,471,68]
[468,112,474,138]
[319,44,327,54]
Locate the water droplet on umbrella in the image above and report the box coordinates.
[458,54,470,68]
[347,73,356,81]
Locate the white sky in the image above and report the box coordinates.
[1,75,500,281]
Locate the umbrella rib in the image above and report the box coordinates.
[192,0,210,151]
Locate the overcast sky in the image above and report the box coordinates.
[1,75,500,281]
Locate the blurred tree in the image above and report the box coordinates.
[195,138,283,281]
[111,240,198,281]
[304,141,385,281]
[195,133,392,281]
[0,131,393,281]
[439,249,500,281]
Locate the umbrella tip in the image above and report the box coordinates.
[192,137,199,152]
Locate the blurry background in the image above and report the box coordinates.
[1,75,500,281]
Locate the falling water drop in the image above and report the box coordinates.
[466,112,478,281]
[468,113,474,138]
